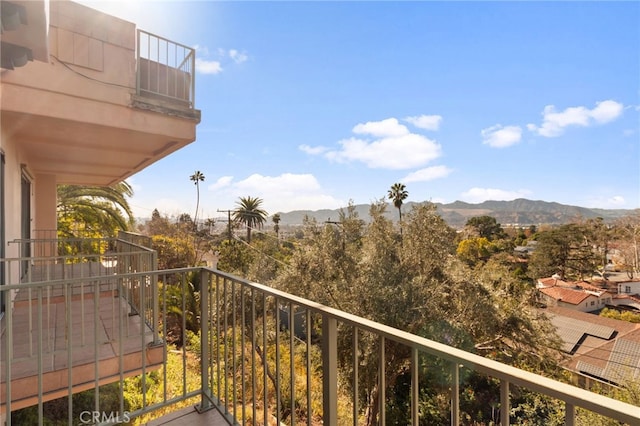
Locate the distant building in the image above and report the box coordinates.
[537,277,612,312]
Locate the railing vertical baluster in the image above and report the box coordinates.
[190,49,195,107]
[411,348,419,425]
[290,302,295,426]
[216,275,221,404]
[451,362,460,426]
[140,272,148,409]
[37,288,43,425]
[162,273,168,403]
[209,272,215,400]
[251,288,257,426]
[5,292,12,425]
[199,269,212,412]
[322,315,338,425]
[28,287,32,356]
[67,283,73,426]
[352,327,359,426]
[232,279,237,421]
[307,309,312,426]
[80,281,85,346]
[93,279,100,414]
[223,278,229,414]
[565,403,576,426]
[379,335,385,426]
[118,275,125,420]
[152,252,159,343]
[180,273,187,399]
[241,282,246,424]
[275,297,281,425]
[500,379,510,426]
[165,39,169,97]
[263,294,268,426]
[155,35,160,93]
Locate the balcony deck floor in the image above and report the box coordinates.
[1,284,163,411]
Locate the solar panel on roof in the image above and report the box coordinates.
[576,361,604,378]
[549,315,616,353]
[603,339,640,383]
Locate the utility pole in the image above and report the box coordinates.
[217,209,233,242]
[325,218,345,250]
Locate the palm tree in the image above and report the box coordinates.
[189,171,205,229]
[272,213,281,240]
[232,196,267,243]
[57,182,134,238]
[388,183,408,222]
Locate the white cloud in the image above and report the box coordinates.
[209,173,344,213]
[529,100,624,137]
[460,187,532,203]
[326,134,441,169]
[229,49,248,64]
[607,195,626,206]
[299,144,329,155]
[481,125,522,148]
[195,58,223,74]
[352,118,409,138]
[193,44,210,56]
[315,117,442,170]
[402,165,453,183]
[208,176,234,191]
[584,195,628,209]
[404,114,443,131]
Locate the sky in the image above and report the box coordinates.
[79,0,640,220]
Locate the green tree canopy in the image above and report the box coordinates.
[275,200,561,425]
[465,215,506,241]
[528,224,597,280]
[57,182,134,238]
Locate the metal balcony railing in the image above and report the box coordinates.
[1,262,639,423]
[136,29,195,108]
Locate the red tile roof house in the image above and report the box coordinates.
[537,277,613,313]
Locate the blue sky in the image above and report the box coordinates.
[80,1,640,220]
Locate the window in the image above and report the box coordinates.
[590,301,595,306]
[626,286,631,293]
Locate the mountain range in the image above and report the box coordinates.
[274,198,638,229]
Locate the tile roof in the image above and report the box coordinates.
[538,277,568,288]
[539,286,593,305]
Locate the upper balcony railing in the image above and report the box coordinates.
[136,29,196,109]
[1,246,639,424]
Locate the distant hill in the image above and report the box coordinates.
[274,198,638,229]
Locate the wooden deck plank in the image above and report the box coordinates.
[1,284,164,411]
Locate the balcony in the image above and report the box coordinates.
[1,1,201,188]
[1,239,639,425]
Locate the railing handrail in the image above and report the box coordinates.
[0,249,155,263]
